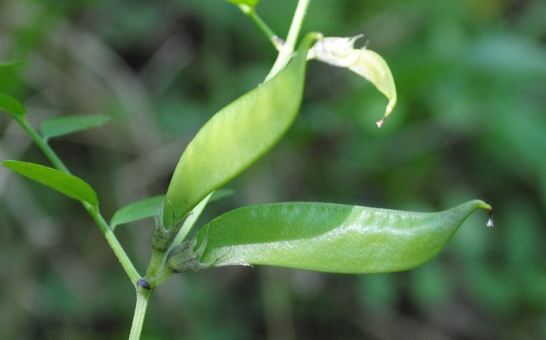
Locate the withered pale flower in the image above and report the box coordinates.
[308,35,397,127]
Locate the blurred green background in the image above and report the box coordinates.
[1,0,545,338]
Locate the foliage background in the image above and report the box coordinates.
[1,0,545,338]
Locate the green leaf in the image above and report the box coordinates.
[0,60,25,70]
[110,195,165,229]
[189,200,492,274]
[308,35,397,127]
[40,114,112,139]
[226,0,259,7]
[163,33,319,227]
[2,160,98,206]
[0,92,25,118]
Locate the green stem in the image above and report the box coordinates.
[85,203,141,284]
[143,191,214,288]
[143,249,173,288]
[265,0,310,81]
[14,116,141,285]
[17,117,70,173]
[16,113,147,339]
[238,5,282,51]
[169,192,213,253]
[129,288,151,340]
[284,0,310,55]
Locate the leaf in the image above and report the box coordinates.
[110,195,165,229]
[2,160,98,206]
[192,200,492,274]
[308,35,397,127]
[40,114,112,139]
[0,60,25,70]
[162,33,320,227]
[226,0,259,7]
[0,92,25,118]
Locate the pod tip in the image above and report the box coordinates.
[486,208,494,228]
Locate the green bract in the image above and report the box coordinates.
[179,200,492,274]
[162,33,319,227]
[150,192,214,252]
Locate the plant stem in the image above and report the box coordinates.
[265,0,310,81]
[169,192,213,252]
[144,249,173,288]
[129,288,151,340]
[14,116,141,285]
[17,113,147,339]
[17,117,70,173]
[284,0,310,54]
[238,5,282,51]
[85,203,142,284]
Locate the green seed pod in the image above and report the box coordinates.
[162,33,320,228]
[192,200,493,274]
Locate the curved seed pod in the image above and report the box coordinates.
[192,200,492,274]
[162,32,320,228]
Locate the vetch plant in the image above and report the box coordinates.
[0,0,493,338]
